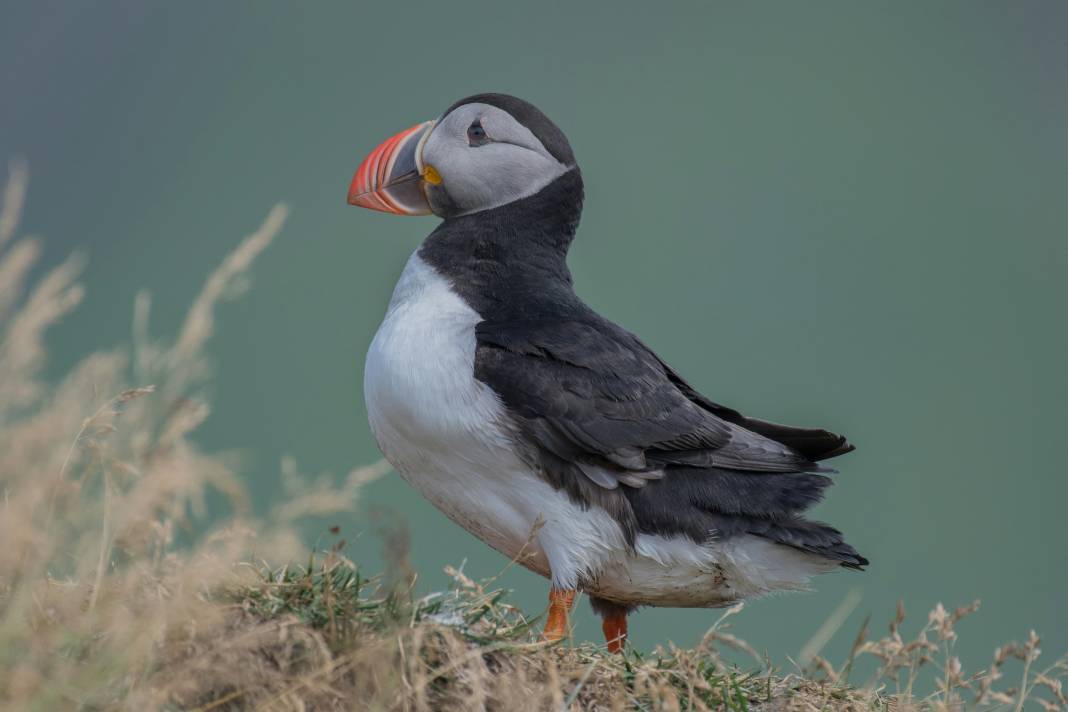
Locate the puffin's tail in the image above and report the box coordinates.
[712,513,868,570]
[625,467,866,569]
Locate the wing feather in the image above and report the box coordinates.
[475,317,845,491]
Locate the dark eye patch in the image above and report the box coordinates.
[467,119,490,147]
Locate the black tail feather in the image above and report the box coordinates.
[709,513,868,570]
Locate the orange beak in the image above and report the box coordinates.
[347,120,435,215]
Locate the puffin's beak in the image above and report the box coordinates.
[347,120,437,215]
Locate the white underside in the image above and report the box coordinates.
[364,251,835,606]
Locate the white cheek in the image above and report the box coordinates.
[459,147,565,208]
[423,132,568,215]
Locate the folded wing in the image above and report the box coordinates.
[475,317,849,486]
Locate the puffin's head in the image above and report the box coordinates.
[347,93,576,218]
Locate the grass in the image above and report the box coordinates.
[138,551,1068,710]
[0,160,1065,710]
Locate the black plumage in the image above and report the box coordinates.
[418,96,866,570]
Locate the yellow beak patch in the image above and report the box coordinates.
[422,164,443,185]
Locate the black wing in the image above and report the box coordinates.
[475,317,850,485]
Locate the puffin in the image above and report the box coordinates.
[348,93,866,653]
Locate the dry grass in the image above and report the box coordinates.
[0,161,1064,710]
[0,160,380,709]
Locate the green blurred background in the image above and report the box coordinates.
[3,1,1066,669]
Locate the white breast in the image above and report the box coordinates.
[364,252,834,602]
[364,252,622,587]
[364,251,512,473]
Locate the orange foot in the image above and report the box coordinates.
[542,589,576,642]
[602,611,628,653]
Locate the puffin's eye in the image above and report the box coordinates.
[467,120,489,146]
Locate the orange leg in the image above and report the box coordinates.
[602,611,628,653]
[542,588,576,642]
